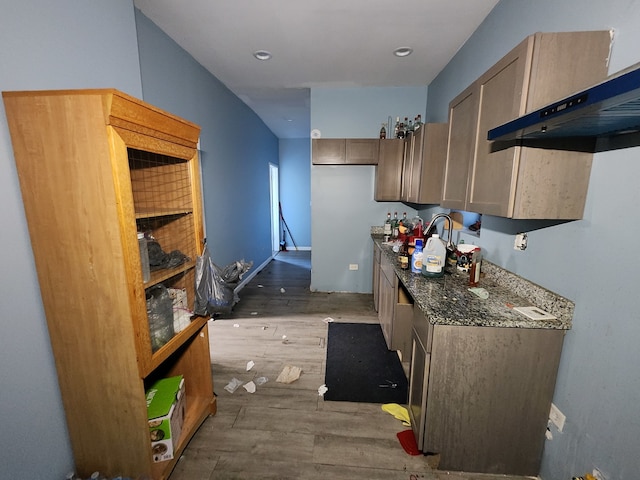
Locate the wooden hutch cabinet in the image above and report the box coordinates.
[3,89,215,480]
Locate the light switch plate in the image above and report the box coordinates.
[513,306,557,320]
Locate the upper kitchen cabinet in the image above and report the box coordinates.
[441,31,612,219]
[402,123,448,204]
[375,139,405,200]
[312,138,379,165]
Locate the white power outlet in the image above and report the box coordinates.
[549,403,566,432]
[514,232,528,250]
[349,264,358,271]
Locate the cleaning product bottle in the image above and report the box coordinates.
[411,238,423,273]
[422,234,446,277]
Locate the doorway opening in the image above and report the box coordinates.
[269,163,280,256]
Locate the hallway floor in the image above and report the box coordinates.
[168,251,534,480]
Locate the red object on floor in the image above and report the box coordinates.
[397,429,420,455]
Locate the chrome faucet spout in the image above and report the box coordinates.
[423,213,455,251]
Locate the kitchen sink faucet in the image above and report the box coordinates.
[423,213,455,253]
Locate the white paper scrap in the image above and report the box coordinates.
[282,335,289,344]
[246,360,255,371]
[224,377,243,394]
[323,317,335,323]
[233,323,240,328]
[276,365,302,384]
[243,381,256,394]
[280,287,286,293]
[318,384,328,396]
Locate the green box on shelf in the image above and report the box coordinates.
[146,375,186,463]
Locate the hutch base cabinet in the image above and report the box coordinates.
[3,89,216,480]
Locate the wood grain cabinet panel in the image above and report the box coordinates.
[409,307,564,476]
[3,89,215,480]
[375,139,405,200]
[402,123,448,204]
[442,31,611,219]
[312,138,379,164]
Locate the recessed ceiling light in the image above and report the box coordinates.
[393,47,413,58]
[253,50,272,61]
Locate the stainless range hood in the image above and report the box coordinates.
[488,62,640,141]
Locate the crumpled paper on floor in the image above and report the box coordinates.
[318,384,328,396]
[243,381,256,393]
[224,377,243,394]
[276,365,302,384]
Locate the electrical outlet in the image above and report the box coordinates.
[349,264,358,271]
[514,232,528,250]
[549,403,566,432]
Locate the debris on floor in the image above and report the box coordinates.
[318,384,328,396]
[382,403,411,426]
[276,365,302,384]
[233,323,240,328]
[224,377,243,393]
[281,335,289,344]
[280,287,286,293]
[255,376,269,386]
[396,429,420,456]
[322,317,334,323]
[246,360,255,371]
[243,381,256,393]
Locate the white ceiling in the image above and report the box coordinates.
[134,0,499,139]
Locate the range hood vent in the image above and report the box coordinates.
[488,63,640,141]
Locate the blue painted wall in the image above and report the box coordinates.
[310,87,427,292]
[0,1,142,478]
[135,10,279,271]
[279,138,312,249]
[427,1,640,479]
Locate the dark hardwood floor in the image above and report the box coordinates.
[168,250,533,480]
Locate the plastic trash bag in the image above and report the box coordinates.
[146,284,175,352]
[194,245,252,316]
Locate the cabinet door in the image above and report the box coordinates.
[375,139,405,200]
[402,133,421,202]
[346,138,379,164]
[372,243,381,311]
[414,123,448,204]
[312,138,345,164]
[378,256,395,350]
[441,84,478,210]
[408,330,430,451]
[466,37,531,216]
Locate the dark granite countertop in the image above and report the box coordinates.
[372,233,573,330]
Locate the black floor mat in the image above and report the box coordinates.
[324,322,408,404]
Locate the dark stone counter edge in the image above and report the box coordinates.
[371,231,573,330]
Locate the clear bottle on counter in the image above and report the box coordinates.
[379,123,386,139]
[392,212,399,237]
[384,212,392,236]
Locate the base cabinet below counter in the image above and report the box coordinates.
[409,308,564,476]
[378,250,413,361]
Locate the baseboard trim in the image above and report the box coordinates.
[234,254,274,292]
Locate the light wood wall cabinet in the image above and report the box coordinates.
[441,31,611,219]
[312,138,379,164]
[402,123,448,204]
[409,308,564,475]
[3,89,215,480]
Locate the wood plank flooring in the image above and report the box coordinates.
[169,251,534,480]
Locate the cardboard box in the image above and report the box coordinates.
[146,375,186,463]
